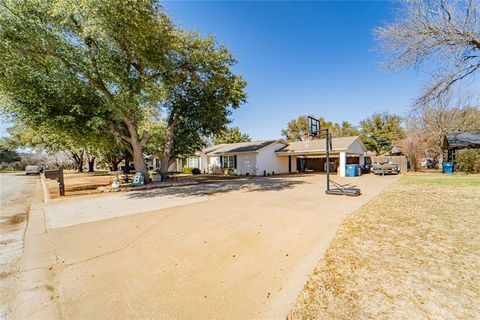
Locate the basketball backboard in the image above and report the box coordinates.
[307,116,321,138]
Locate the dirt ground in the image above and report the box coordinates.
[44,171,114,199]
[45,171,252,199]
[290,173,480,320]
[15,173,399,319]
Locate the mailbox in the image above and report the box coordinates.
[44,169,60,179]
[43,166,65,196]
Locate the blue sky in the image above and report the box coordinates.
[161,1,424,140]
[0,1,425,140]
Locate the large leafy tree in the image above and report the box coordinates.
[0,138,20,163]
[281,115,358,141]
[213,127,251,145]
[157,32,247,175]
[359,112,405,155]
[0,0,246,180]
[281,115,310,141]
[97,140,130,172]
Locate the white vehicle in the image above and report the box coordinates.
[25,165,40,175]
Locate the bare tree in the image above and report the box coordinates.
[376,0,480,105]
[403,94,480,169]
[402,122,427,171]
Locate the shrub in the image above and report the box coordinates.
[181,167,193,174]
[191,168,201,175]
[210,164,221,174]
[455,149,480,174]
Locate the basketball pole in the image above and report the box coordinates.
[325,128,330,193]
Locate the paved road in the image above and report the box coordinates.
[0,173,38,319]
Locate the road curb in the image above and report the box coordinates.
[12,181,60,319]
[40,173,51,203]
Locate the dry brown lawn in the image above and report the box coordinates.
[290,173,480,320]
[45,171,255,198]
[45,170,114,198]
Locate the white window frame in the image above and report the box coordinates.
[187,157,199,168]
[222,155,235,169]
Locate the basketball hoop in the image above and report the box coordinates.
[305,115,361,197]
[307,116,321,138]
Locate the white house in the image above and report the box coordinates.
[194,140,288,176]
[171,136,368,177]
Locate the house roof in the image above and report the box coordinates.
[276,136,366,155]
[204,140,279,155]
[443,132,480,150]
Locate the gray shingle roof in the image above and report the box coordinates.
[444,132,480,149]
[276,136,362,154]
[204,140,278,155]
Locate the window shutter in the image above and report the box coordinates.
[220,156,223,168]
[234,155,237,169]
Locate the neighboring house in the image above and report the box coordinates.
[171,136,368,177]
[443,132,480,162]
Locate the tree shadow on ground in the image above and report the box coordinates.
[67,184,109,192]
[125,176,308,199]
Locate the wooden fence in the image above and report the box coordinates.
[370,156,408,174]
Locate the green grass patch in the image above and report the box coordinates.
[402,173,480,186]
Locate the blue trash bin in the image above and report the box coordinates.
[442,162,454,174]
[346,164,360,177]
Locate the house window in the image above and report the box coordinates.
[222,155,235,169]
[188,157,199,168]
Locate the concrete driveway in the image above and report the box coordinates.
[18,173,400,319]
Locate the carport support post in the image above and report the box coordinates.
[339,152,346,177]
[326,129,330,192]
[359,154,365,166]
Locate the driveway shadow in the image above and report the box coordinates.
[126,176,307,199]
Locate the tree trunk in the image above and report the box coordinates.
[131,140,148,180]
[124,158,130,173]
[111,159,121,172]
[159,122,176,181]
[68,150,84,173]
[76,160,83,173]
[87,157,95,172]
[123,117,149,183]
[159,155,171,181]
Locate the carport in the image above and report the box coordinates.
[276,136,368,177]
